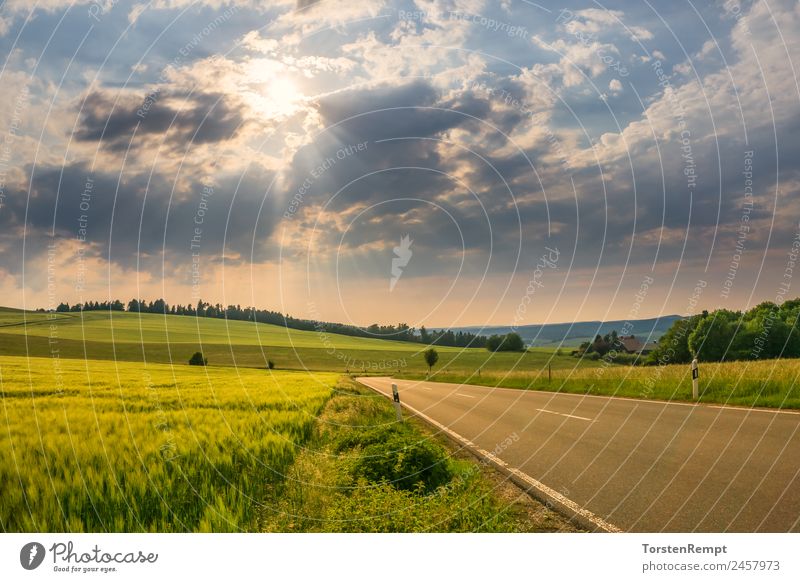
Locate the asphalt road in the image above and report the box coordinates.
[357,376,800,532]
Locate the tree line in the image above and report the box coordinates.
[574,330,624,358]
[49,298,489,349]
[647,299,800,364]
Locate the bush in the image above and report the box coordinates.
[486,332,525,352]
[351,430,452,493]
[334,424,406,453]
[188,352,207,366]
[267,360,275,370]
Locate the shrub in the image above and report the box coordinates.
[334,424,406,453]
[188,352,207,366]
[267,360,275,370]
[486,332,525,352]
[351,430,452,493]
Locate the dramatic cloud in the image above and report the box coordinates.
[76,90,245,151]
[1,0,798,325]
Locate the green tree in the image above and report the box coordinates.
[748,309,790,359]
[591,334,611,357]
[485,334,503,352]
[423,347,439,375]
[688,311,738,362]
[647,316,700,365]
[503,332,525,351]
[486,332,525,352]
[419,325,431,344]
[188,352,207,366]
[782,303,800,357]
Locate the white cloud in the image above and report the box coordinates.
[563,8,653,41]
[569,0,800,169]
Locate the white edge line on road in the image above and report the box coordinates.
[536,408,595,422]
[357,379,623,534]
[707,405,800,416]
[379,377,800,417]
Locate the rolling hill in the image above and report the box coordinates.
[455,315,683,347]
[0,306,600,375]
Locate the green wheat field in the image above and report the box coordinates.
[3,305,799,533]
[0,354,336,532]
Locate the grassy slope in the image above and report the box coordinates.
[0,310,424,349]
[0,308,593,375]
[8,307,796,409]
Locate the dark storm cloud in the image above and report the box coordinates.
[0,162,280,279]
[282,80,496,212]
[75,91,245,152]
[316,80,458,141]
[291,87,800,282]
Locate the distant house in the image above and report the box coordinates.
[619,335,658,354]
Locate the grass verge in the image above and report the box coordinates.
[259,377,580,532]
[397,355,800,409]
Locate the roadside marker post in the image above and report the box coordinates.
[691,358,699,400]
[392,383,403,422]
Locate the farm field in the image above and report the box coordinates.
[0,354,337,532]
[402,356,800,409]
[0,307,593,375]
[0,308,422,350]
[6,307,797,409]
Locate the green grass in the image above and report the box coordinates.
[404,356,800,408]
[260,378,577,532]
[0,310,424,350]
[0,308,593,375]
[8,306,795,409]
[0,306,58,326]
[0,310,587,533]
[0,355,337,532]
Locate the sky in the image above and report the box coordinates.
[0,0,798,329]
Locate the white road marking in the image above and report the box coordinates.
[358,378,621,533]
[377,377,800,416]
[536,408,594,422]
[456,393,476,399]
[707,405,800,416]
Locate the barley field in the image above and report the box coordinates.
[0,355,337,532]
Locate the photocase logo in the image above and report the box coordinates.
[20,542,46,570]
[390,234,413,291]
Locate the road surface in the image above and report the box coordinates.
[357,376,800,532]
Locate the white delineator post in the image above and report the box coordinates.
[392,383,403,422]
[691,358,699,400]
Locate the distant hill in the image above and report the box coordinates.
[455,315,683,348]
